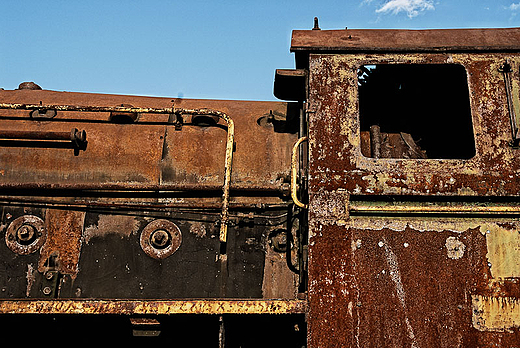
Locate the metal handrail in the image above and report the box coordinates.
[291,136,308,209]
[0,103,235,243]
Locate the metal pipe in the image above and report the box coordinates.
[0,196,290,211]
[349,201,520,215]
[499,60,520,146]
[219,113,234,243]
[369,125,382,158]
[0,128,86,146]
[0,181,286,193]
[0,129,70,140]
[0,103,175,114]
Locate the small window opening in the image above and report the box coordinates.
[109,112,137,124]
[358,64,475,159]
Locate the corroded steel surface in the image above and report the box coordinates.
[307,52,520,197]
[0,89,301,307]
[5,24,520,347]
[39,209,85,278]
[301,27,520,347]
[0,89,296,192]
[291,27,520,53]
[307,217,520,347]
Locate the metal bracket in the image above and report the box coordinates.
[41,253,60,298]
[130,318,161,337]
[499,60,520,147]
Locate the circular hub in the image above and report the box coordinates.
[140,219,182,260]
[5,215,46,255]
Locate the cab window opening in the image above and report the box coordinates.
[358,64,475,160]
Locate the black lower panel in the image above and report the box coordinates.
[0,314,307,347]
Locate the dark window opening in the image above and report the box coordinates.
[358,64,475,159]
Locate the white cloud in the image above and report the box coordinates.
[510,3,520,10]
[375,0,435,18]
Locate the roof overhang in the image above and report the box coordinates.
[291,27,520,53]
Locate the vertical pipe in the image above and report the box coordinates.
[370,124,382,158]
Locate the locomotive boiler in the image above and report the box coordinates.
[1,22,520,347]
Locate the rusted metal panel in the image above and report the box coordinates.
[7,24,520,346]
[0,89,302,307]
[291,27,520,53]
[0,90,297,192]
[39,209,85,278]
[302,27,520,347]
[307,217,520,347]
[0,201,298,300]
[307,52,520,197]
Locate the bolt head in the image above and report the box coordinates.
[16,224,36,245]
[150,229,170,249]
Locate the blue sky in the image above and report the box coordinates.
[1,0,519,101]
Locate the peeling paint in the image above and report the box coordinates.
[445,237,466,259]
[84,214,139,244]
[25,263,35,297]
[473,295,520,331]
[381,237,419,348]
[310,52,520,197]
[485,226,520,278]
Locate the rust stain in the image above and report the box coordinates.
[380,237,419,348]
[39,209,85,279]
[25,263,36,297]
[189,222,207,238]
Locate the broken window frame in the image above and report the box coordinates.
[356,62,476,160]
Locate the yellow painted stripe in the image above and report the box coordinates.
[0,299,306,315]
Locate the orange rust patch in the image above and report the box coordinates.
[39,209,85,278]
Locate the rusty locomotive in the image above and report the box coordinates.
[1,22,520,347]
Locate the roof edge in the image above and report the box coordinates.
[290,27,520,53]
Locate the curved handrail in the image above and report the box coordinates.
[291,136,308,209]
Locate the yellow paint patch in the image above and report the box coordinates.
[472,295,520,331]
[485,225,520,278]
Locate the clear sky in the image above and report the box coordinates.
[1,0,519,101]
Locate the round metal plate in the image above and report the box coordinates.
[140,219,182,260]
[5,215,46,255]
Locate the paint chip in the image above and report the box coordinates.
[445,236,466,259]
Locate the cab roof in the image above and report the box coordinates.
[291,27,520,53]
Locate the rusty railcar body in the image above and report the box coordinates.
[2,24,520,347]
